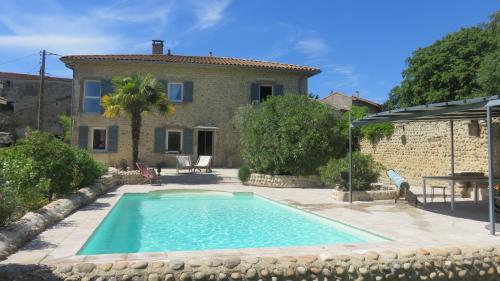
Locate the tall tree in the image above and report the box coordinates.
[385,11,499,109]
[101,74,173,167]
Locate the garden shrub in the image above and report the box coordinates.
[238,164,250,182]
[0,129,106,225]
[319,152,384,191]
[234,95,345,176]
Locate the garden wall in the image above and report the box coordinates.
[245,173,323,188]
[1,245,499,280]
[360,120,500,187]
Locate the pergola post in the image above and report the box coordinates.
[487,106,495,235]
[348,111,353,204]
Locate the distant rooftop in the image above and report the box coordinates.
[0,71,71,82]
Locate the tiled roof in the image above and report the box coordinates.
[0,71,71,82]
[60,54,321,75]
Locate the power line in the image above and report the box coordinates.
[26,61,41,75]
[0,52,38,67]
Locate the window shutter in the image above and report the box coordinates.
[108,125,118,152]
[100,80,113,113]
[154,127,166,153]
[183,81,193,103]
[183,128,193,154]
[274,84,284,96]
[159,80,168,96]
[78,126,88,149]
[250,83,259,103]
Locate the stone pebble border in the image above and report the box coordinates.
[0,174,123,261]
[245,173,323,188]
[1,245,500,280]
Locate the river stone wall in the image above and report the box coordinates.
[0,174,123,261]
[332,189,399,201]
[245,173,323,188]
[1,245,500,280]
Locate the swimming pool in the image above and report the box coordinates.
[79,190,387,255]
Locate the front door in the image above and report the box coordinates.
[197,131,213,156]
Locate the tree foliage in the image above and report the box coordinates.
[235,95,344,176]
[385,11,500,109]
[101,74,173,166]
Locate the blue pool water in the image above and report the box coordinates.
[79,191,387,255]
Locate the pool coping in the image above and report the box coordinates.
[60,189,396,264]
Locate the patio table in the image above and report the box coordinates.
[422,175,500,210]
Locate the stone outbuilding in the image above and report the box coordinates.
[321,91,381,113]
[0,71,71,137]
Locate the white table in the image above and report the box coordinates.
[422,175,499,210]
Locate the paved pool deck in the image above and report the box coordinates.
[3,169,500,265]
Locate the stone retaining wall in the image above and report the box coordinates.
[0,174,122,261]
[1,245,500,280]
[245,173,323,188]
[332,189,399,201]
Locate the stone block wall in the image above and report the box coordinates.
[360,120,500,187]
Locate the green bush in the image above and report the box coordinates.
[0,184,20,226]
[319,152,384,191]
[238,165,250,182]
[234,95,344,176]
[0,129,106,225]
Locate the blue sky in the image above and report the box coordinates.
[0,0,497,103]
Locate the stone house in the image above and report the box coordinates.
[60,40,320,168]
[321,91,381,113]
[0,72,71,137]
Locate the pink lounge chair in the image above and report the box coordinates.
[136,162,161,185]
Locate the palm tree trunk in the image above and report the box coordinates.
[131,111,142,169]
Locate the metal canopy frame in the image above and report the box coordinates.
[348,95,500,235]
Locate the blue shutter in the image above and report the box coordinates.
[159,80,168,96]
[108,125,118,152]
[274,84,284,96]
[154,127,166,153]
[183,81,193,103]
[250,83,259,103]
[183,128,193,154]
[78,126,88,149]
[100,80,113,113]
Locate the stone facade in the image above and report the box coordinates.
[66,60,313,168]
[360,120,500,187]
[0,72,71,137]
[245,173,323,188]
[2,246,500,280]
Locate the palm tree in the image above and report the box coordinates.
[102,74,173,168]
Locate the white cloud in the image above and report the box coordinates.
[0,35,120,54]
[191,0,231,29]
[322,64,360,91]
[295,38,329,59]
[91,1,171,24]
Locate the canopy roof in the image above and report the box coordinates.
[352,95,500,127]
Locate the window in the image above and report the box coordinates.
[168,83,183,102]
[259,85,273,102]
[166,130,182,153]
[92,128,107,151]
[83,80,101,113]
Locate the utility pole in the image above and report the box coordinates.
[37,50,46,131]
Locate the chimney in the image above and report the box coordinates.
[152,40,164,55]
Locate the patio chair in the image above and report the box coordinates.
[176,155,193,173]
[136,162,161,185]
[194,155,213,173]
